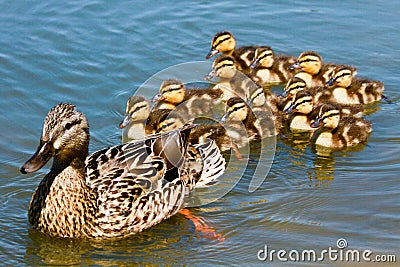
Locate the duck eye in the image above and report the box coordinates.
[65,122,72,130]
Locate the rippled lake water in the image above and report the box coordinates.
[1,1,399,266]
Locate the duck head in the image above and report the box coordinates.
[206,31,236,59]
[250,46,274,70]
[119,96,150,128]
[310,104,340,129]
[281,77,307,98]
[289,51,322,75]
[221,97,249,122]
[153,79,186,105]
[283,90,313,115]
[326,65,354,87]
[20,103,89,174]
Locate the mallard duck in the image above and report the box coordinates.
[310,103,372,148]
[289,51,357,88]
[222,97,281,139]
[153,79,223,117]
[205,31,259,71]
[119,96,150,143]
[249,46,297,85]
[20,103,225,238]
[326,65,384,104]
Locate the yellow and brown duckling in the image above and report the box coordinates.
[249,46,297,85]
[205,31,260,71]
[20,103,225,238]
[205,55,248,100]
[279,77,310,111]
[283,90,364,132]
[281,77,364,117]
[289,51,357,88]
[326,65,384,105]
[310,103,372,148]
[222,97,281,139]
[119,96,150,142]
[283,90,316,132]
[153,79,223,116]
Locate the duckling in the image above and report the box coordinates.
[222,97,281,139]
[205,31,260,71]
[289,51,357,88]
[310,103,372,148]
[20,103,225,238]
[205,55,248,100]
[283,90,315,132]
[279,77,309,111]
[249,46,297,85]
[281,77,364,118]
[153,79,223,117]
[119,96,150,143]
[326,65,384,104]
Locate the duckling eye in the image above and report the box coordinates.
[231,105,245,112]
[300,58,316,63]
[214,36,231,48]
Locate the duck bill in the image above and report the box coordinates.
[283,104,295,114]
[119,113,131,129]
[279,90,288,98]
[249,59,260,69]
[326,77,336,86]
[310,117,324,128]
[220,112,230,123]
[20,141,54,174]
[288,62,300,70]
[151,92,164,102]
[205,48,219,59]
[204,69,217,80]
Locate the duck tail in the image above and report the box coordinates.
[192,139,226,188]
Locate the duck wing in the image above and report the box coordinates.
[84,126,194,235]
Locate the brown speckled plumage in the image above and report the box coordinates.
[310,103,372,148]
[21,103,225,238]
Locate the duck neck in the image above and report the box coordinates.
[51,141,89,173]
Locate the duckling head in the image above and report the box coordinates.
[310,103,340,129]
[283,90,313,114]
[153,79,186,105]
[206,31,236,59]
[206,55,237,80]
[20,103,89,174]
[156,112,186,133]
[119,96,150,128]
[221,97,249,122]
[281,77,307,98]
[326,65,354,88]
[250,46,274,69]
[289,51,322,75]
